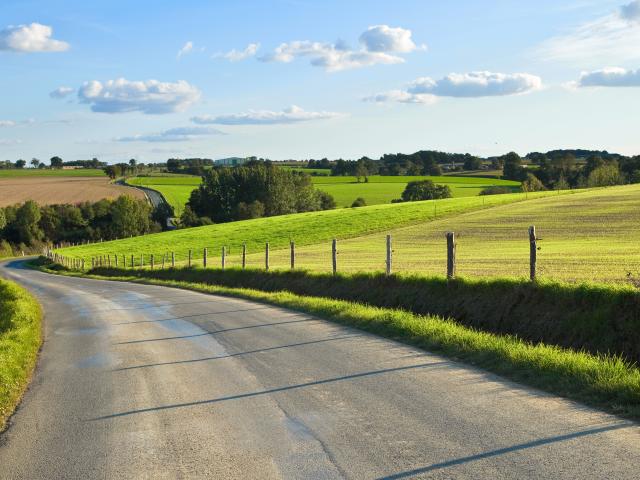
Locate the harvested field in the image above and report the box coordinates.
[0,177,145,207]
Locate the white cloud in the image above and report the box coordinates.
[0,120,16,127]
[0,139,22,145]
[575,66,640,87]
[49,86,75,99]
[116,126,225,143]
[0,23,69,53]
[191,105,344,125]
[535,3,640,65]
[77,78,201,114]
[367,71,542,104]
[177,41,193,59]
[260,25,423,72]
[359,25,423,53]
[214,42,260,61]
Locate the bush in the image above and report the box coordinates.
[237,200,265,220]
[401,180,452,202]
[521,173,547,192]
[479,186,512,196]
[351,197,367,208]
[317,190,336,210]
[587,165,624,187]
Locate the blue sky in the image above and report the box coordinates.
[1,0,640,163]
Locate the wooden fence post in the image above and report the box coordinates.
[140,254,144,267]
[446,232,456,280]
[81,259,85,270]
[332,239,337,275]
[188,249,192,268]
[122,254,125,268]
[115,255,118,267]
[92,258,95,269]
[161,254,165,269]
[203,248,208,268]
[108,255,111,267]
[221,246,226,270]
[386,235,392,276]
[171,252,175,268]
[290,241,295,270]
[130,254,134,268]
[242,243,247,269]
[151,254,155,269]
[265,242,269,271]
[529,225,537,281]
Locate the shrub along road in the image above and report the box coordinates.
[0,260,639,478]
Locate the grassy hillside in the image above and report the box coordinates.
[0,169,105,177]
[55,190,557,265]
[0,278,42,430]
[127,174,520,213]
[271,184,640,283]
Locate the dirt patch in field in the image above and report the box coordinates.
[0,177,146,207]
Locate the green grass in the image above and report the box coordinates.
[278,184,640,284]
[55,190,559,266]
[126,174,520,212]
[36,262,640,419]
[0,169,105,177]
[0,278,42,430]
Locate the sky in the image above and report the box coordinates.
[2,0,640,163]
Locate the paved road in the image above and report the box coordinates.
[0,260,638,479]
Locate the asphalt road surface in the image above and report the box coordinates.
[1,259,639,479]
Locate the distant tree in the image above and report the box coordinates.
[521,173,547,192]
[15,159,26,169]
[110,196,153,238]
[0,208,6,231]
[587,165,624,187]
[316,190,336,210]
[631,170,640,184]
[351,197,367,208]
[129,158,137,168]
[104,165,118,180]
[463,156,482,170]
[479,186,512,195]
[151,203,175,230]
[179,205,213,228]
[401,180,452,201]
[15,201,43,244]
[554,174,570,190]
[50,156,64,169]
[30,158,40,169]
[502,152,525,181]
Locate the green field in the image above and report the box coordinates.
[55,184,640,284]
[56,190,562,270]
[311,175,520,207]
[0,169,105,177]
[127,174,520,214]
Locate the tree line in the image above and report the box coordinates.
[0,197,162,257]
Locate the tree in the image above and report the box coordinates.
[0,208,5,231]
[237,200,265,220]
[400,180,452,201]
[587,165,623,187]
[31,158,40,169]
[104,165,118,180]
[351,197,367,208]
[110,196,152,238]
[50,156,64,169]
[521,173,546,192]
[316,190,336,210]
[502,152,525,180]
[15,201,43,244]
[463,156,482,170]
[15,159,26,169]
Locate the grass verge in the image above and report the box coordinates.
[0,278,42,431]
[33,258,640,420]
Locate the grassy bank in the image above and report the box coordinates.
[55,190,560,265]
[35,260,640,419]
[85,266,640,364]
[0,278,42,430]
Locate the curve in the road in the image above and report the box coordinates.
[0,259,638,479]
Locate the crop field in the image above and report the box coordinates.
[56,189,560,266]
[0,177,145,207]
[0,169,105,177]
[126,174,520,213]
[55,184,640,285]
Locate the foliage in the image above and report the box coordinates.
[521,173,547,192]
[479,186,512,195]
[49,156,63,169]
[400,180,452,201]
[351,197,367,208]
[587,164,625,187]
[188,162,331,223]
[502,152,526,181]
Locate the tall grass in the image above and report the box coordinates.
[0,279,42,430]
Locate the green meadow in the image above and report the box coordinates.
[126,173,521,214]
